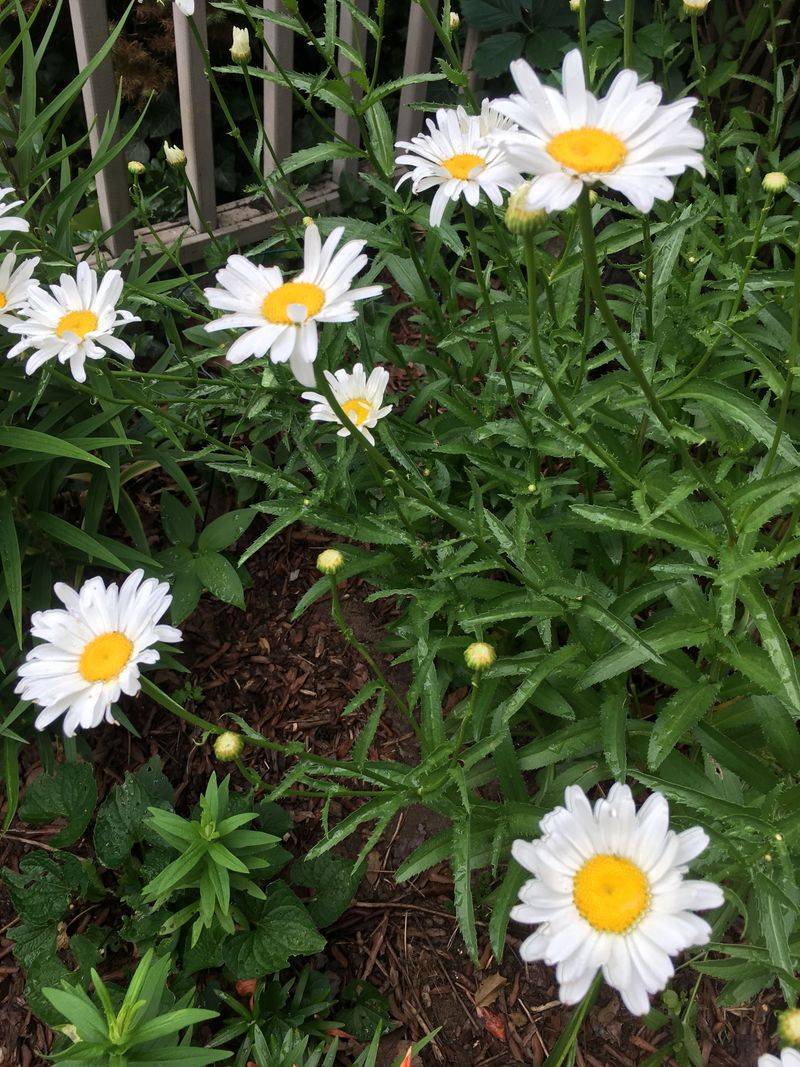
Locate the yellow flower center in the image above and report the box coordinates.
[79,631,133,683]
[573,854,649,933]
[547,127,627,174]
[262,281,325,326]
[341,398,372,427]
[442,152,485,180]
[56,309,99,340]
[0,292,7,310]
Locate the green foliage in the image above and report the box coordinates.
[43,948,231,1065]
[2,0,800,1061]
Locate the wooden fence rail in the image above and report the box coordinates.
[68,0,480,262]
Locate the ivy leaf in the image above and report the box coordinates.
[19,762,97,847]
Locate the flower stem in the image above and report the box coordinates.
[641,216,654,342]
[542,973,602,1066]
[623,0,635,69]
[690,14,726,219]
[575,190,736,542]
[327,577,416,731]
[462,203,537,449]
[578,0,589,83]
[758,231,800,479]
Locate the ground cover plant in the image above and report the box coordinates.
[1,0,800,1062]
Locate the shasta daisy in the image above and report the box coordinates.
[0,252,40,329]
[301,363,392,445]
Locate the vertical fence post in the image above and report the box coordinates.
[396,0,440,143]
[333,0,369,181]
[262,0,294,177]
[173,0,218,231]
[68,0,133,256]
[463,27,482,92]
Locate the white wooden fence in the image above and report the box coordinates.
[67,0,480,260]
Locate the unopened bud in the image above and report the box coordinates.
[505,183,548,236]
[231,26,251,63]
[569,0,581,10]
[465,641,496,671]
[163,142,186,168]
[317,548,344,575]
[763,170,789,194]
[303,216,314,227]
[128,160,146,176]
[449,11,460,30]
[683,0,710,11]
[214,731,244,761]
[779,1008,800,1048]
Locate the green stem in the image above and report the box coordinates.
[623,0,635,69]
[576,190,736,541]
[542,973,602,1067]
[399,215,448,337]
[641,216,654,342]
[690,14,726,218]
[578,0,589,82]
[328,578,415,731]
[756,232,800,479]
[182,171,226,257]
[523,235,640,490]
[463,203,537,449]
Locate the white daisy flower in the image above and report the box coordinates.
[511,784,724,1015]
[760,1053,800,1067]
[0,187,30,235]
[203,223,382,387]
[174,0,195,14]
[395,106,522,226]
[301,363,392,445]
[457,99,517,139]
[16,570,182,737]
[0,252,40,329]
[7,261,139,383]
[489,49,705,213]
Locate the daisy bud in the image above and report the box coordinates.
[683,0,710,11]
[230,26,251,63]
[588,189,599,206]
[505,183,548,236]
[317,548,344,575]
[302,216,314,227]
[128,160,146,176]
[163,142,186,168]
[60,1025,80,1044]
[464,641,496,671]
[214,731,244,761]
[569,0,581,10]
[763,171,789,194]
[779,1008,800,1048]
[449,11,460,29]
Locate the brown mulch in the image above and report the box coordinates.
[0,524,776,1065]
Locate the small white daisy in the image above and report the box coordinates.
[16,570,182,737]
[0,252,40,329]
[204,222,382,387]
[760,1054,800,1067]
[301,363,392,445]
[489,49,705,213]
[511,784,724,1015]
[0,187,30,235]
[7,261,139,383]
[458,99,517,139]
[395,106,522,226]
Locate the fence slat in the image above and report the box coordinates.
[463,27,481,91]
[173,0,217,230]
[262,0,294,175]
[396,0,439,144]
[333,0,369,180]
[68,0,133,256]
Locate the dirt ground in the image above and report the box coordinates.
[0,524,776,1066]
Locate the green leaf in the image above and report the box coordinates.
[739,577,800,712]
[94,758,172,868]
[197,508,255,553]
[195,552,245,609]
[648,682,721,771]
[0,491,22,646]
[161,492,196,547]
[0,426,109,467]
[20,762,97,848]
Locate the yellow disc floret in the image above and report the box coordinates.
[56,309,99,341]
[442,153,485,181]
[262,281,325,325]
[79,631,134,683]
[0,292,6,310]
[547,127,627,174]
[573,854,650,933]
[341,398,372,427]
